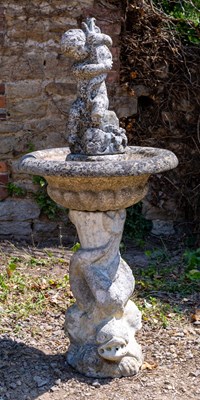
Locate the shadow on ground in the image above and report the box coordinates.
[0,338,110,400]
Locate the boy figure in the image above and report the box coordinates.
[61,18,127,155]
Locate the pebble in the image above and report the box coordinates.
[33,376,49,387]
[9,383,17,390]
[189,370,200,377]
[186,352,194,359]
[165,384,173,390]
[50,386,59,392]
[92,380,101,388]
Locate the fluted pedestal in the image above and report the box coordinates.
[65,209,143,378]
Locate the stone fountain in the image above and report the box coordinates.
[17,18,178,378]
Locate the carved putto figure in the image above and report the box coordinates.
[61,18,127,156]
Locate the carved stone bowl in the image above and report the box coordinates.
[18,146,178,211]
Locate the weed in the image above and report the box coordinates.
[27,142,35,152]
[71,242,81,252]
[32,175,66,220]
[132,247,200,327]
[28,257,48,266]
[7,183,26,197]
[183,248,200,281]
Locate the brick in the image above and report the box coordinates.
[0,162,8,173]
[0,96,6,108]
[0,84,5,95]
[0,173,8,184]
[0,164,8,201]
[0,187,8,200]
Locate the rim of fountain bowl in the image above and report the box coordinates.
[17,146,178,178]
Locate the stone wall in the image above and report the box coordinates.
[0,0,136,243]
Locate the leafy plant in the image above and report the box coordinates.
[32,175,46,187]
[184,248,200,280]
[153,0,200,43]
[7,183,26,197]
[123,202,152,240]
[27,142,35,152]
[32,175,65,220]
[71,242,81,252]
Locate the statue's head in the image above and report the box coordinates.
[61,29,89,60]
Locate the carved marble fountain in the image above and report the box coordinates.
[18,18,178,378]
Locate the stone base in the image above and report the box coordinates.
[66,345,142,378]
[65,300,143,378]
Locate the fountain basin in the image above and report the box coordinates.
[18,146,178,211]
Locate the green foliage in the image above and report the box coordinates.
[7,182,26,197]
[184,248,200,281]
[27,142,35,152]
[132,246,200,327]
[32,175,64,220]
[32,175,46,187]
[153,0,200,43]
[123,202,152,240]
[71,242,81,252]
[135,247,200,297]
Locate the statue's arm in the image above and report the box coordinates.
[87,33,112,48]
[73,61,112,78]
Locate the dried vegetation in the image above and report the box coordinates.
[120,0,200,241]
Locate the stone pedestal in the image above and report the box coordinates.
[18,145,178,377]
[65,209,143,378]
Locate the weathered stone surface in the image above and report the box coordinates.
[151,219,175,236]
[110,87,138,118]
[18,146,178,178]
[61,18,127,155]
[6,81,42,99]
[65,210,143,377]
[33,221,58,233]
[0,132,31,154]
[7,97,47,120]
[0,121,23,133]
[45,82,76,97]
[142,197,182,221]
[0,221,32,237]
[0,199,40,221]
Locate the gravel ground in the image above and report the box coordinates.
[0,241,200,400]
